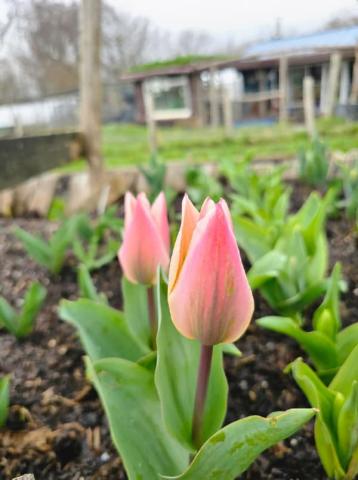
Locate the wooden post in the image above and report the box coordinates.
[350,49,358,104]
[222,88,233,137]
[279,57,288,123]
[339,61,350,105]
[320,63,329,114]
[209,67,220,128]
[79,0,103,177]
[190,73,205,127]
[144,86,158,157]
[325,52,342,117]
[237,71,244,121]
[303,76,316,139]
[258,70,267,117]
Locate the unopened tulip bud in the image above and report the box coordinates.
[168,195,254,346]
[118,192,170,285]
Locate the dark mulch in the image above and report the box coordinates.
[0,185,357,480]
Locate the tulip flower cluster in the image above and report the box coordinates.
[60,191,315,480]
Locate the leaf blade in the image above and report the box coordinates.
[165,409,315,480]
[87,357,188,480]
[59,299,149,361]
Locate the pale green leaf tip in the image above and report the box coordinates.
[284,357,303,374]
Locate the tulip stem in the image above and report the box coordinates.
[192,344,213,449]
[146,286,157,349]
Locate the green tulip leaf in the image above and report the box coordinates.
[222,343,241,357]
[275,280,328,314]
[59,299,149,361]
[330,344,358,398]
[0,297,16,332]
[314,413,346,479]
[234,217,272,263]
[16,282,47,337]
[289,358,345,478]
[337,323,358,365]
[337,381,358,469]
[248,251,287,289]
[0,283,46,338]
[0,375,10,428]
[13,227,52,269]
[164,409,316,480]
[122,277,151,349]
[288,358,335,425]
[86,357,188,480]
[313,262,341,340]
[257,316,338,372]
[155,278,228,452]
[77,264,108,304]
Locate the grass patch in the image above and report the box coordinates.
[57,118,358,174]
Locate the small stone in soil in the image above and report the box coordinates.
[100,452,110,462]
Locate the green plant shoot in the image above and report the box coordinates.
[0,282,47,338]
[14,215,83,274]
[288,346,358,480]
[298,137,330,187]
[0,375,10,428]
[257,263,355,382]
[246,190,334,317]
[77,264,107,304]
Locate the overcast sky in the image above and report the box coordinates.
[110,0,358,44]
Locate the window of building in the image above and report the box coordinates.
[144,76,192,120]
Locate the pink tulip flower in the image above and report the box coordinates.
[168,195,254,346]
[118,192,170,285]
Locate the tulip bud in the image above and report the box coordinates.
[118,192,170,285]
[168,195,254,346]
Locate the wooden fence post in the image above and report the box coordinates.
[144,88,158,157]
[279,56,288,123]
[79,0,103,177]
[324,52,342,117]
[222,88,233,137]
[209,67,220,128]
[303,76,316,139]
[258,70,267,117]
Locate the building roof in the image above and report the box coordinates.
[122,55,233,81]
[123,26,358,81]
[243,26,358,59]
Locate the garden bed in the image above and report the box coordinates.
[0,183,357,480]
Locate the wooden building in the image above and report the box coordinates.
[123,26,358,126]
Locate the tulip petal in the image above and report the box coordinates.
[168,194,199,293]
[169,202,254,345]
[137,192,151,209]
[151,192,170,253]
[124,191,137,231]
[199,197,216,219]
[119,198,169,285]
[219,198,234,232]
